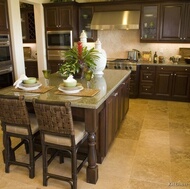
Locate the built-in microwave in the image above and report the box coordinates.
[46,30,73,49]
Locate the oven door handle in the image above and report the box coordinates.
[0,67,12,74]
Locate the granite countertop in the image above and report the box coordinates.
[0,69,131,109]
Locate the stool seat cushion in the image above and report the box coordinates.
[6,113,39,135]
[44,121,86,146]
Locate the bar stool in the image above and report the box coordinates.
[32,99,88,189]
[0,95,41,178]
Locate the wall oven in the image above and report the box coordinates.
[46,30,73,49]
[0,34,14,88]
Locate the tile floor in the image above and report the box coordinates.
[0,99,190,189]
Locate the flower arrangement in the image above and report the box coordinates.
[59,41,99,78]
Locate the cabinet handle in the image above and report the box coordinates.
[113,92,118,97]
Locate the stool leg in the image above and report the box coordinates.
[29,138,35,179]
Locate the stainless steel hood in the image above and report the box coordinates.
[90,11,140,30]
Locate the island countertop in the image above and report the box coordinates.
[0,69,131,109]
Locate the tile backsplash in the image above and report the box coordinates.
[97,30,190,62]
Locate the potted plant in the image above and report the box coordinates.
[59,41,99,78]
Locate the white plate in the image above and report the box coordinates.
[18,83,42,91]
[58,86,83,94]
[21,81,41,88]
[59,83,82,91]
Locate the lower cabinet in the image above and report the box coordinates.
[25,61,38,78]
[47,60,63,73]
[105,77,130,152]
[139,65,156,98]
[155,66,190,101]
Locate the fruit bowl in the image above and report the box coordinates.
[23,77,37,84]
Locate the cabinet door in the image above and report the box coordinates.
[79,6,97,41]
[21,8,36,43]
[44,7,59,29]
[105,94,116,152]
[160,3,185,41]
[183,3,190,41]
[155,71,173,97]
[0,0,9,31]
[172,72,190,99]
[140,5,159,41]
[25,61,38,78]
[59,6,72,29]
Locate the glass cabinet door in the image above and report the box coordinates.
[141,5,159,41]
[79,7,97,41]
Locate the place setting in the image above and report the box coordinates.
[12,74,54,93]
[56,74,100,97]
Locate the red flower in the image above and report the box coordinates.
[77,41,83,61]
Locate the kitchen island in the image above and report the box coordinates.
[0,69,131,184]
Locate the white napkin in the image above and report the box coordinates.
[13,74,29,88]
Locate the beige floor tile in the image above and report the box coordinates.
[0,99,190,189]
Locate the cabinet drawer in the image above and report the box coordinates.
[141,65,156,71]
[156,66,190,72]
[141,71,155,82]
[139,84,154,95]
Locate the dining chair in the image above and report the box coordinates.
[0,95,41,179]
[32,99,88,189]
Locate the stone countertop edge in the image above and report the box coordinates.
[137,62,190,67]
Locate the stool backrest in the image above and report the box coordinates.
[0,95,30,126]
[33,99,74,136]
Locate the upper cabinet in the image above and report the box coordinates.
[140,5,159,42]
[159,3,190,42]
[44,5,74,30]
[0,0,9,32]
[141,2,190,43]
[78,6,97,42]
[43,3,78,41]
[20,6,36,43]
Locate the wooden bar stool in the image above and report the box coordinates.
[0,95,41,178]
[33,99,88,189]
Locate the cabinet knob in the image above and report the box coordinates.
[146,76,149,78]
[171,73,173,76]
[185,69,188,71]
[147,67,149,69]
[161,67,164,70]
[174,74,176,76]
[113,92,118,97]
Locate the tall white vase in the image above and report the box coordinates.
[94,39,107,77]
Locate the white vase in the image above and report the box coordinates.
[94,39,107,77]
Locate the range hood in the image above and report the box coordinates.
[90,11,140,30]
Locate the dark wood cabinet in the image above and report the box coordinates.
[105,77,130,152]
[155,66,190,101]
[25,61,38,78]
[47,60,63,73]
[78,6,97,42]
[140,4,159,42]
[0,0,9,31]
[21,7,36,43]
[139,65,156,98]
[44,5,74,30]
[160,3,190,42]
